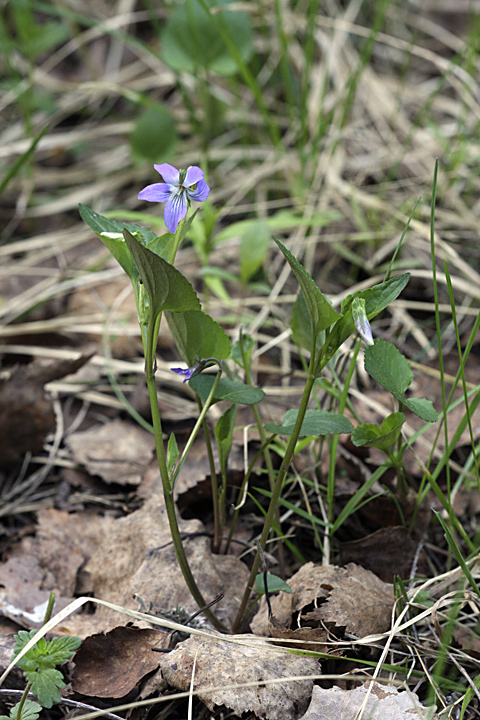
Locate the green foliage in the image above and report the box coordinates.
[130,105,177,164]
[364,339,438,422]
[123,229,200,317]
[0,699,42,720]
[255,573,292,595]
[239,221,271,283]
[274,238,341,342]
[351,411,406,453]
[9,0,70,61]
[265,409,353,437]
[12,630,81,711]
[189,375,264,405]
[165,309,231,366]
[290,291,325,353]
[161,0,253,76]
[231,333,255,370]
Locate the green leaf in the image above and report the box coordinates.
[145,233,175,261]
[265,409,353,437]
[167,433,179,475]
[290,291,325,353]
[165,309,231,366]
[255,573,292,595]
[40,635,81,666]
[274,238,340,340]
[7,700,42,720]
[351,412,405,453]
[189,375,264,405]
[123,230,200,318]
[25,668,65,708]
[214,404,237,477]
[130,105,177,164]
[364,340,438,422]
[79,204,156,279]
[161,0,253,76]
[231,333,255,370]
[239,221,271,283]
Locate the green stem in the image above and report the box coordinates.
[232,368,317,632]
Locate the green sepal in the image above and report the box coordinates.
[265,408,353,437]
[167,433,179,476]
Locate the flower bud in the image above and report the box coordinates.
[352,297,374,346]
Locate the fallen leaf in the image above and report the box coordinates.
[251,563,394,646]
[79,464,250,632]
[160,633,320,720]
[298,681,437,720]
[72,626,167,698]
[0,353,92,466]
[66,419,155,485]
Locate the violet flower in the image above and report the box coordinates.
[352,297,374,346]
[171,357,221,383]
[138,163,210,234]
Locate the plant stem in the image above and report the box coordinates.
[145,345,227,632]
[232,369,317,632]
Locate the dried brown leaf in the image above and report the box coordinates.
[298,682,436,720]
[66,419,155,485]
[160,633,320,720]
[0,353,92,466]
[72,626,166,697]
[252,563,394,643]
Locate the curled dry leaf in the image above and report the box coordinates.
[66,419,155,485]
[251,563,394,650]
[160,633,320,720]
[0,353,92,466]
[298,682,437,720]
[72,626,167,698]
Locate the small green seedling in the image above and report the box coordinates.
[1,627,81,720]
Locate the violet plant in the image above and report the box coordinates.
[79,162,438,632]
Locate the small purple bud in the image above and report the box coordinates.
[352,297,374,346]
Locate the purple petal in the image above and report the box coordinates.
[171,366,194,383]
[184,166,204,187]
[154,163,180,185]
[164,190,188,233]
[138,182,172,202]
[186,178,210,202]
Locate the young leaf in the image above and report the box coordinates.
[4,700,42,720]
[167,433,179,476]
[189,375,264,405]
[165,309,231,366]
[123,230,200,317]
[231,333,255,370]
[255,573,292,595]
[25,668,65,708]
[351,412,405,453]
[364,339,438,422]
[240,221,271,283]
[214,404,237,478]
[265,409,353,437]
[41,635,82,666]
[274,238,340,339]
